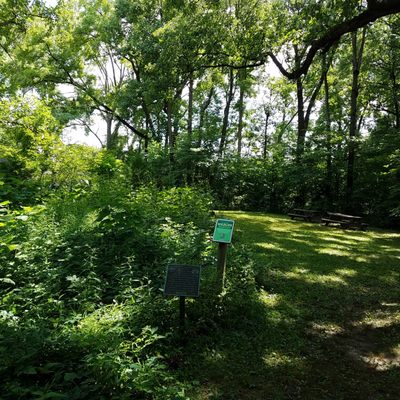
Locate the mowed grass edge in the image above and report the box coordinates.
[185,211,400,400]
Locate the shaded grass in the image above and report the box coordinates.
[183,212,400,400]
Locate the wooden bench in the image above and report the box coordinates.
[288,209,321,222]
[322,212,368,231]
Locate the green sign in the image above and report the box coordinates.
[213,219,234,243]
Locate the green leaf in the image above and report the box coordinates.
[35,392,67,399]
[22,366,37,375]
[64,372,78,382]
[0,277,15,285]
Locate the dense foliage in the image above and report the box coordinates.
[0,138,260,398]
[1,175,205,398]
[0,0,400,225]
[2,0,399,225]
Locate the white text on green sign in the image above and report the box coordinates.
[213,219,234,243]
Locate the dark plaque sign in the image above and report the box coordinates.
[164,264,201,297]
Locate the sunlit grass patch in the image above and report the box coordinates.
[354,309,400,329]
[254,241,289,252]
[309,322,344,337]
[263,351,305,368]
[285,270,349,286]
[335,268,358,277]
[191,211,400,399]
[316,247,355,257]
[259,289,282,307]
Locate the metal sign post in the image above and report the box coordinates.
[212,219,235,292]
[217,242,228,290]
[179,296,185,332]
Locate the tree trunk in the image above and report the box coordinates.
[294,46,334,207]
[388,19,399,129]
[295,46,334,161]
[106,115,113,149]
[346,28,367,212]
[142,100,156,140]
[263,108,270,159]
[197,87,214,147]
[390,65,400,129]
[237,73,244,158]
[188,74,194,140]
[166,100,174,162]
[295,45,306,160]
[219,68,235,157]
[296,75,307,160]
[323,53,333,208]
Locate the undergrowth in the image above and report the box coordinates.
[1,181,237,399]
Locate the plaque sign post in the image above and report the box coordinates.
[212,219,235,292]
[164,264,201,333]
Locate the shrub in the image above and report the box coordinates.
[0,183,211,399]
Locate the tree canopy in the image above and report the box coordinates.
[1,0,400,221]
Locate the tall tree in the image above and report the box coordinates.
[369,17,400,129]
[218,68,235,157]
[346,27,367,211]
[3,0,150,149]
[322,52,333,207]
[236,72,245,157]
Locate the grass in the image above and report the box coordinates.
[182,212,400,400]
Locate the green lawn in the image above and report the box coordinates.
[185,212,400,400]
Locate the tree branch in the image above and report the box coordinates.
[198,59,266,71]
[44,43,148,141]
[269,0,400,80]
[305,46,336,124]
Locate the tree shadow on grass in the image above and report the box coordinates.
[181,213,400,399]
[183,276,400,399]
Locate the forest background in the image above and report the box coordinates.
[1,0,399,225]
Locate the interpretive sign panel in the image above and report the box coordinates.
[164,264,201,297]
[212,219,235,243]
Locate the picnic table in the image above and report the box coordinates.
[288,209,321,222]
[321,212,368,231]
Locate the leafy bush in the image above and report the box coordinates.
[0,183,212,399]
